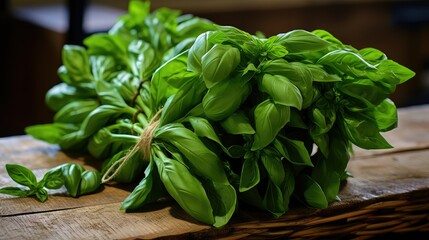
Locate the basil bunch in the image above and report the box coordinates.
[121,25,414,221]
[1,0,415,227]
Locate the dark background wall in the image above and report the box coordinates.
[1,0,428,137]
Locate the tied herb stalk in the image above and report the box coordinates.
[0,0,415,227]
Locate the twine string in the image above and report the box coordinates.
[101,109,163,184]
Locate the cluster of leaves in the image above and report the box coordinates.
[0,0,415,227]
[0,164,100,202]
[121,25,414,224]
[17,1,214,193]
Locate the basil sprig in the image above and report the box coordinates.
[0,163,101,202]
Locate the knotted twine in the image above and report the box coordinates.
[101,109,162,184]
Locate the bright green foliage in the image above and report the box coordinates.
[2,0,415,228]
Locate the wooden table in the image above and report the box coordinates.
[1,105,429,239]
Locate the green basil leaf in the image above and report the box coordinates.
[259,74,303,110]
[282,167,295,211]
[369,59,415,85]
[317,50,377,78]
[36,188,48,202]
[341,110,392,149]
[89,55,117,82]
[156,124,229,184]
[337,78,388,106]
[188,116,225,149]
[299,175,328,208]
[150,51,189,109]
[154,150,215,225]
[220,111,255,135]
[54,99,99,124]
[0,187,29,197]
[61,164,84,197]
[274,138,313,167]
[45,83,96,112]
[373,98,397,132]
[204,181,237,227]
[25,123,79,145]
[102,148,144,183]
[79,170,101,195]
[61,45,93,85]
[308,97,336,135]
[312,29,344,48]
[128,40,159,80]
[306,64,342,82]
[201,44,241,88]
[160,76,206,125]
[58,131,89,152]
[267,44,288,59]
[252,99,290,151]
[277,30,331,53]
[5,164,37,188]
[121,161,165,210]
[188,31,215,73]
[84,34,128,64]
[311,156,341,202]
[208,25,258,58]
[203,75,251,121]
[80,105,131,138]
[358,47,387,64]
[95,81,128,108]
[262,180,285,217]
[261,150,285,187]
[260,60,315,108]
[239,157,260,192]
[310,133,329,158]
[42,167,65,190]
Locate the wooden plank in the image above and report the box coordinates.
[0,202,211,240]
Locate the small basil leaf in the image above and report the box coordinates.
[277,30,331,53]
[203,75,251,121]
[239,157,260,192]
[201,44,241,88]
[0,187,29,197]
[188,31,215,73]
[261,150,285,187]
[36,188,48,202]
[262,180,285,217]
[341,110,392,149]
[121,161,165,210]
[220,111,255,135]
[156,124,229,184]
[154,150,215,225]
[42,167,65,190]
[252,99,290,151]
[259,74,303,110]
[79,170,101,195]
[25,123,79,145]
[5,164,37,188]
[61,164,84,197]
[373,98,397,132]
[274,138,313,167]
[299,175,328,208]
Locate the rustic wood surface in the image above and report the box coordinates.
[1,105,429,239]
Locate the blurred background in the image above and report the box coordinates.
[1,0,429,137]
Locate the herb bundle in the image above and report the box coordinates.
[0,0,415,227]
